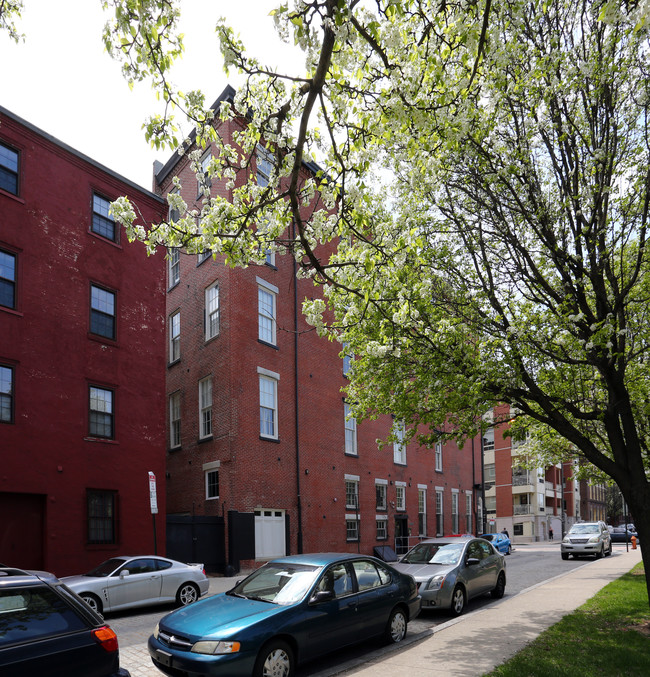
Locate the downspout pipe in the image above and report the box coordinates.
[292,223,304,554]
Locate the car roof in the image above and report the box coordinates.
[267,553,379,567]
[414,537,475,545]
[0,567,61,588]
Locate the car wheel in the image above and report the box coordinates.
[254,640,294,677]
[605,543,612,557]
[80,592,103,615]
[561,553,569,560]
[384,607,408,644]
[176,582,199,606]
[450,585,466,616]
[491,572,506,599]
[596,546,604,559]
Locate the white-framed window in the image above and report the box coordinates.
[258,368,279,439]
[342,342,352,377]
[376,517,388,540]
[198,151,212,197]
[436,489,444,537]
[169,391,181,449]
[169,311,180,363]
[486,495,497,513]
[257,277,278,345]
[452,490,459,534]
[435,441,443,472]
[265,249,276,266]
[198,250,211,264]
[257,144,274,187]
[344,402,357,456]
[168,187,180,223]
[393,420,406,465]
[168,248,180,287]
[485,463,496,489]
[346,515,359,542]
[345,475,359,509]
[418,487,427,536]
[205,282,219,341]
[92,193,116,242]
[395,483,406,511]
[483,427,495,452]
[203,461,220,500]
[465,492,473,534]
[375,480,387,510]
[199,377,212,439]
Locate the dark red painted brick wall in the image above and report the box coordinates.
[0,110,167,576]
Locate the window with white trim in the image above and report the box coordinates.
[436,489,444,537]
[346,515,359,541]
[204,461,220,500]
[451,491,459,534]
[466,492,473,534]
[418,487,427,536]
[258,369,279,439]
[199,377,212,439]
[257,278,277,345]
[169,311,180,362]
[375,480,387,510]
[345,477,359,509]
[168,248,180,287]
[344,402,357,455]
[205,282,219,341]
[483,427,495,452]
[169,392,181,449]
[257,144,274,187]
[92,194,117,242]
[435,441,443,472]
[393,420,406,465]
[376,517,388,540]
[395,483,406,511]
[198,151,212,197]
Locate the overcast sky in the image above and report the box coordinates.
[0,0,300,189]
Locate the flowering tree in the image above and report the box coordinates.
[6,0,649,597]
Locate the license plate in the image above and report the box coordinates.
[155,649,173,667]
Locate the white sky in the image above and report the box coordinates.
[0,0,301,189]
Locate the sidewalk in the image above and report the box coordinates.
[120,547,642,677]
[335,547,643,676]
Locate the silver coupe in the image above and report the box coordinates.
[62,555,210,615]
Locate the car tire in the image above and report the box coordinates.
[450,585,466,616]
[384,606,408,644]
[596,546,604,559]
[561,553,569,560]
[176,582,199,606]
[491,572,506,599]
[80,592,103,615]
[253,640,294,677]
[605,543,612,557]
[506,545,512,555]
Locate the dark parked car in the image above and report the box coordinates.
[0,567,129,677]
[610,527,639,543]
[148,553,420,677]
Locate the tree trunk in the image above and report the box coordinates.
[620,483,650,606]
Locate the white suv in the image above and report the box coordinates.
[561,521,612,560]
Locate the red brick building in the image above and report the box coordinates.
[0,106,167,576]
[154,87,480,572]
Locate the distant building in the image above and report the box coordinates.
[0,106,167,575]
[153,87,481,572]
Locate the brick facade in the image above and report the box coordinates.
[0,107,167,576]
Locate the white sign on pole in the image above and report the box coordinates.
[148,471,158,514]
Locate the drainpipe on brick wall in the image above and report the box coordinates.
[292,223,304,554]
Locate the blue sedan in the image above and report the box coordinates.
[148,553,421,677]
[480,533,512,555]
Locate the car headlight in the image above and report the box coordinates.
[562,537,570,543]
[588,536,600,543]
[191,640,241,655]
[425,574,446,591]
[153,623,159,640]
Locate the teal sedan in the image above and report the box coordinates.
[148,553,421,677]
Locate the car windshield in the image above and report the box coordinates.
[228,562,321,606]
[569,525,599,534]
[401,542,464,565]
[481,535,495,541]
[85,558,126,577]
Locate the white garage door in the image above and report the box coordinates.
[255,509,286,559]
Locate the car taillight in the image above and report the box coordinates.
[92,626,119,653]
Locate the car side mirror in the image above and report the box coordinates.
[466,557,480,566]
[310,590,335,604]
[119,569,130,578]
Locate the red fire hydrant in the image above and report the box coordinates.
[631,535,637,550]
